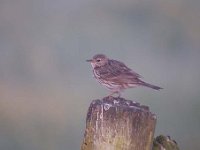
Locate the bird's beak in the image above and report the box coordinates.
[86,59,92,62]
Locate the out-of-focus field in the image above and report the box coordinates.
[0,0,200,149]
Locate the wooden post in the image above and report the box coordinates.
[81,96,157,150]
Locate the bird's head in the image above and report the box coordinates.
[87,54,109,68]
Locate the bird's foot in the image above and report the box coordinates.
[105,92,121,100]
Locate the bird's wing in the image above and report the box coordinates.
[109,60,142,78]
[97,60,142,84]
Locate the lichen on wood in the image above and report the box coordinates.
[152,135,179,150]
[81,96,157,150]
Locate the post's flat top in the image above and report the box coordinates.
[88,96,157,120]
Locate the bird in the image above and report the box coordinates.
[87,54,162,97]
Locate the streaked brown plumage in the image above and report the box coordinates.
[87,54,162,97]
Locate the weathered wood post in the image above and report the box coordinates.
[81,96,157,150]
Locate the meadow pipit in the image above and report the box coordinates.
[87,54,162,97]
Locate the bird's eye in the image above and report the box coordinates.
[97,59,101,62]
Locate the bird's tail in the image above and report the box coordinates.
[140,81,163,90]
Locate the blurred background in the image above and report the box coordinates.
[0,0,200,149]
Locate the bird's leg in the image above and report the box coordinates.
[108,91,121,98]
[107,91,116,98]
[117,92,121,98]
